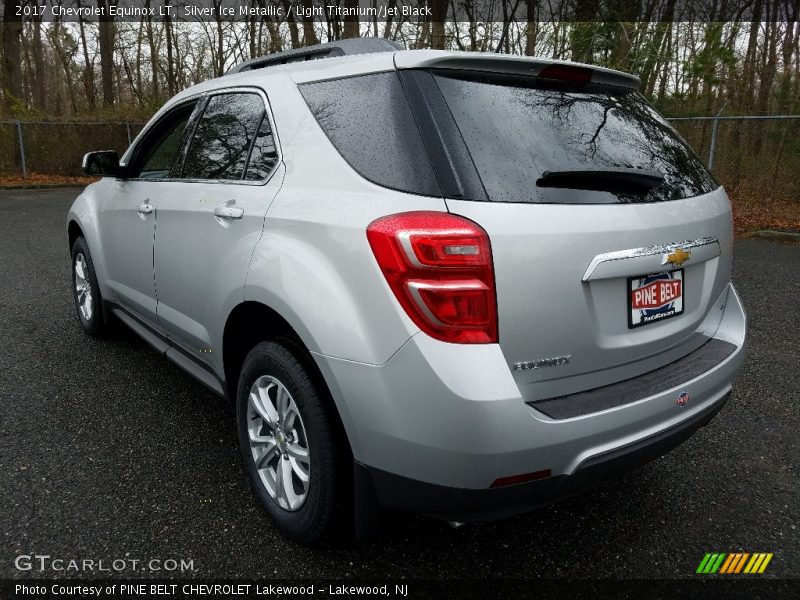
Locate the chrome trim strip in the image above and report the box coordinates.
[581,237,719,282]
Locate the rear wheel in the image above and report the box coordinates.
[71,236,106,337]
[236,340,341,543]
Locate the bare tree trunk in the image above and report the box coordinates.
[525,0,539,56]
[48,19,79,114]
[249,13,257,57]
[757,2,780,113]
[343,0,360,39]
[570,0,600,63]
[31,16,46,110]
[2,0,24,114]
[135,20,143,102]
[77,7,96,109]
[165,13,177,89]
[22,24,33,107]
[213,6,224,77]
[97,0,116,107]
[430,0,446,49]
[383,0,397,39]
[145,0,159,100]
[302,0,319,45]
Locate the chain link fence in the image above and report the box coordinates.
[1,116,799,198]
[668,115,800,199]
[0,121,145,179]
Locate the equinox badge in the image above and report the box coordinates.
[514,355,571,372]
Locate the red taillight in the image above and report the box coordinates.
[367,211,498,344]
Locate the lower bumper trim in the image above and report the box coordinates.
[361,392,729,522]
[529,338,736,420]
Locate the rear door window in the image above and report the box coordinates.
[432,70,718,204]
[182,92,266,181]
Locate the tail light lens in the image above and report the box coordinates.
[367,211,498,344]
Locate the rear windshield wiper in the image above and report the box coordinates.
[536,168,664,194]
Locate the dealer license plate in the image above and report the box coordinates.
[628,269,684,329]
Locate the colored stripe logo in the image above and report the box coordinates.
[696,552,773,574]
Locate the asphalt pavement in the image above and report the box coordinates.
[1,188,797,580]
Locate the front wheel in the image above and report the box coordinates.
[71,236,106,337]
[236,341,342,544]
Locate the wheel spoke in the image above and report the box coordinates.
[285,442,309,464]
[250,387,278,426]
[274,457,287,507]
[276,385,289,426]
[281,458,300,508]
[75,257,85,280]
[283,407,297,432]
[249,431,276,445]
[259,383,280,424]
[255,442,278,469]
[289,455,309,484]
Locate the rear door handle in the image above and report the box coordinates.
[213,205,244,220]
[137,202,154,215]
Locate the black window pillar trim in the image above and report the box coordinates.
[396,69,488,203]
[171,95,208,179]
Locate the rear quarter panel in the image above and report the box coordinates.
[244,76,447,365]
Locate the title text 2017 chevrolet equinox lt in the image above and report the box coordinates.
[69,39,746,543]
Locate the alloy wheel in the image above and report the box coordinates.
[74,253,93,321]
[246,375,311,511]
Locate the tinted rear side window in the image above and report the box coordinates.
[433,71,718,204]
[183,93,265,180]
[299,72,440,197]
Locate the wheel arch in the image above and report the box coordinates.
[222,301,353,455]
[67,219,84,251]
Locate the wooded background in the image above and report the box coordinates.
[1,1,799,209]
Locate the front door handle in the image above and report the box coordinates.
[137,202,154,215]
[213,205,244,220]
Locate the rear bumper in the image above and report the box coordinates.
[314,282,746,510]
[361,392,729,521]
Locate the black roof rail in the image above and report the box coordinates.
[227,37,403,75]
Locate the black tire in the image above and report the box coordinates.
[236,340,342,544]
[71,236,106,337]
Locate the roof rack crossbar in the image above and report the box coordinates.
[228,37,403,75]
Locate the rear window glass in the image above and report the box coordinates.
[299,72,440,197]
[433,71,718,204]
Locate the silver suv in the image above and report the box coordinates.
[69,39,747,543]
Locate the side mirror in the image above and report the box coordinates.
[82,151,124,177]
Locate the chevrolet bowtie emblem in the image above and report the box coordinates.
[663,247,692,267]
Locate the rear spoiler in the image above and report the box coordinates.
[393,51,640,90]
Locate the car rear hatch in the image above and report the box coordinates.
[395,54,733,402]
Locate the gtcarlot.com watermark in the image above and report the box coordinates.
[14,554,196,574]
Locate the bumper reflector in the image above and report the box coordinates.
[490,469,551,488]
